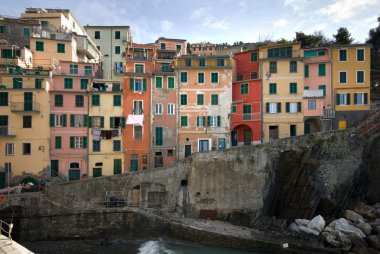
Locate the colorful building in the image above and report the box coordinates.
[231,49,261,145]
[123,43,154,171]
[259,42,304,141]
[175,55,233,159]
[303,48,334,133]
[331,44,371,129]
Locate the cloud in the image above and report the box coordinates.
[160,20,173,32]
[190,6,229,30]
[190,7,211,20]
[283,0,308,11]
[273,18,288,28]
[203,19,229,30]
[318,0,378,23]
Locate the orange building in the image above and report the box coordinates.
[123,43,154,171]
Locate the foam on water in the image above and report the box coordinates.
[138,240,176,254]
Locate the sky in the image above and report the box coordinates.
[1,0,380,44]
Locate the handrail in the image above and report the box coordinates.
[0,220,13,239]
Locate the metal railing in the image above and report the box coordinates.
[10,102,40,113]
[322,109,335,119]
[0,220,13,239]
[0,126,15,136]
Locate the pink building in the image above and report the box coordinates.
[50,61,97,181]
[303,48,333,133]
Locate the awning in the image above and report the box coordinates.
[127,115,144,126]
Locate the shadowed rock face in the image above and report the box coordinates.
[364,134,380,204]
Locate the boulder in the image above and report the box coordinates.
[343,210,365,224]
[356,222,373,236]
[328,218,349,229]
[323,232,341,248]
[288,222,300,233]
[340,238,352,251]
[368,219,380,228]
[323,226,333,233]
[307,215,325,232]
[367,235,380,249]
[355,202,374,216]
[363,212,378,220]
[295,219,310,227]
[367,248,380,254]
[375,225,380,235]
[335,219,366,238]
[299,225,320,236]
[331,229,347,242]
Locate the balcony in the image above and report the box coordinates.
[154,65,174,73]
[75,35,99,60]
[10,102,40,113]
[322,109,335,119]
[123,52,152,61]
[0,126,15,137]
[232,112,261,122]
[304,90,324,98]
[156,52,176,60]
[233,72,259,82]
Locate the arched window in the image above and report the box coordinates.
[70,162,79,169]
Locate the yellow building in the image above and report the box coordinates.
[259,42,304,141]
[331,44,371,129]
[0,71,50,186]
[88,79,124,177]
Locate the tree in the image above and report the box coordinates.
[294,31,331,49]
[366,16,380,100]
[333,27,354,45]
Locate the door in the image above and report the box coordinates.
[130,159,138,172]
[68,169,80,181]
[0,172,5,188]
[244,129,251,146]
[231,131,238,146]
[184,145,191,158]
[24,92,33,111]
[339,120,347,130]
[218,138,226,150]
[0,116,8,135]
[199,140,209,152]
[269,126,279,140]
[304,123,310,134]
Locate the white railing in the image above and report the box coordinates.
[304,89,324,98]
[0,220,13,239]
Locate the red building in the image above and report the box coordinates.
[231,50,262,145]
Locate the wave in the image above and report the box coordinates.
[138,240,177,254]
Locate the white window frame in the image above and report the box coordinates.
[356,48,365,62]
[308,100,316,110]
[269,103,277,114]
[133,100,143,115]
[339,71,347,84]
[339,94,347,105]
[5,143,14,156]
[356,70,365,84]
[155,103,163,115]
[198,138,211,152]
[134,78,143,92]
[339,49,347,62]
[167,76,175,89]
[210,72,219,84]
[355,93,364,105]
[167,103,175,115]
[289,102,297,113]
[197,116,204,127]
[54,114,64,127]
[74,137,83,148]
[134,63,145,73]
[155,76,163,89]
[92,116,101,128]
[210,116,218,127]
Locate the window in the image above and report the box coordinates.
[112,83,121,92]
[181,116,188,127]
[290,61,297,73]
[251,52,257,62]
[133,100,143,114]
[93,168,102,177]
[64,78,73,89]
[155,103,163,115]
[217,59,224,66]
[55,136,62,149]
[305,65,309,77]
[168,150,174,156]
[93,140,100,152]
[13,78,22,89]
[180,72,188,83]
[269,83,277,94]
[160,43,166,49]
[304,86,309,90]
[71,114,85,127]
[168,77,174,89]
[198,73,205,84]
[289,83,297,94]
[155,127,163,146]
[35,78,43,89]
[92,94,100,106]
[52,114,67,127]
[339,72,347,84]
[318,64,326,76]
[110,116,124,128]
[197,94,204,105]
[339,49,347,61]
[185,59,192,67]
[95,31,100,39]
[5,143,14,156]
[75,95,84,107]
[319,85,326,97]
[251,72,258,79]
[308,100,316,110]
[131,78,145,92]
[23,143,31,155]
[231,105,236,113]
[113,140,121,151]
[266,102,281,113]
[243,105,251,120]
[70,64,78,74]
[211,73,218,83]
[176,44,182,51]
[135,64,144,73]
[0,93,8,106]
[269,61,277,73]
[23,116,32,128]
[285,102,301,113]
[336,93,350,105]
[354,93,368,105]
[80,79,88,90]
[208,116,221,127]
[115,31,120,39]
[180,94,187,105]
[357,49,364,61]
[55,95,63,107]
[57,43,65,53]
[84,66,92,76]
[155,77,162,88]
[23,27,30,37]
[211,94,218,105]
[70,136,87,149]
[134,126,142,140]
[168,103,175,115]
[357,71,364,83]
[290,125,297,137]
[114,159,122,174]
[199,59,205,67]
[115,46,120,54]
[268,47,292,58]
[92,116,104,128]
[36,41,44,51]
[197,116,205,127]
[240,83,248,94]
[111,95,121,106]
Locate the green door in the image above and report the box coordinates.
[244,129,251,146]
[0,172,5,188]
[218,138,226,150]
[24,92,33,111]
[130,159,138,172]
[93,168,102,177]
[184,145,191,158]
[68,169,80,181]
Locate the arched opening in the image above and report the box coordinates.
[304,118,320,134]
[231,124,254,146]
[68,162,81,181]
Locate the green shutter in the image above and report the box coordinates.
[168,77,174,89]
[114,159,122,174]
[70,137,75,148]
[101,117,104,128]
[110,117,114,128]
[347,94,350,105]
[364,93,368,104]
[83,136,87,148]
[354,93,357,104]
[55,136,62,149]
[51,160,59,177]
[62,114,67,127]
[336,94,340,105]
[277,103,281,113]
[305,65,309,77]
[217,116,221,127]
[130,78,134,91]
[297,102,302,112]
[88,116,92,128]
[266,103,269,113]
[156,127,163,146]
[83,115,88,127]
[50,114,54,127]
[196,116,200,126]
[70,114,75,127]
[318,64,326,76]
[121,117,125,128]
[286,102,290,112]
[143,78,147,91]
[207,116,211,126]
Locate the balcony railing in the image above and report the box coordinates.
[10,102,40,113]
[0,126,15,137]
[304,90,324,98]
[322,109,335,119]
[154,65,174,73]
[232,113,261,122]
[233,73,259,82]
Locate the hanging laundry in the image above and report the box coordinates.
[93,128,101,141]
[126,115,144,126]
[112,129,119,137]
[105,130,112,139]
[100,130,107,139]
